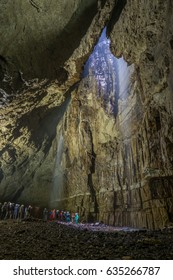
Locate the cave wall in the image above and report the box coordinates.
[0,0,173,229]
[108,0,173,229]
[63,72,173,229]
[0,82,69,206]
[61,0,173,229]
[0,0,100,206]
[0,0,98,96]
[0,0,114,207]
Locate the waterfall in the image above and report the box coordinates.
[117,57,134,100]
[50,129,64,208]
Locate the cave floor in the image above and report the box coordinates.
[0,219,173,260]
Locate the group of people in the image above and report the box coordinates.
[0,201,79,224]
[43,208,79,224]
[0,202,32,220]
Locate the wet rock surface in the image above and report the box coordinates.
[0,220,173,260]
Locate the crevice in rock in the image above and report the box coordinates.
[99,0,107,9]
[87,130,99,221]
[170,38,173,50]
[107,0,127,34]
[29,0,41,13]
[0,168,4,183]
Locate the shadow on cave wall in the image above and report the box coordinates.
[107,0,127,34]
[0,0,99,90]
[13,84,78,155]
[0,83,78,203]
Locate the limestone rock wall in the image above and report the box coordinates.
[0,0,173,230]
[61,0,173,229]
[108,0,173,229]
[0,0,98,97]
[0,0,114,207]
[62,66,173,230]
[0,81,71,206]
[0,0,100,205]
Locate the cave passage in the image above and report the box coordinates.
[83,27,134,115]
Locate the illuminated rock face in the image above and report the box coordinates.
[61,0,173,229]
[0,0,173,229]
[0,0,114,206]
[0,0,100,206]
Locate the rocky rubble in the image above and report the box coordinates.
[0,220,173,260]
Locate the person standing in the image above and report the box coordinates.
[18,205,25,220]
[71,212,75,223]
[52,209,56,220]
[13,204,19,219]
[75,213,79,224]
[43,208,48,221]
[28,205,32,217]
[9,203,14,219]
[59,210,63,221]
[66,211,71,223]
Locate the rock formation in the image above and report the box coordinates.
[0,0,173,229]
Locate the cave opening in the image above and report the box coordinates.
[83,27,134,116]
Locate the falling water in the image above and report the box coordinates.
[50,129,64,208]
[117,57,134,100]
